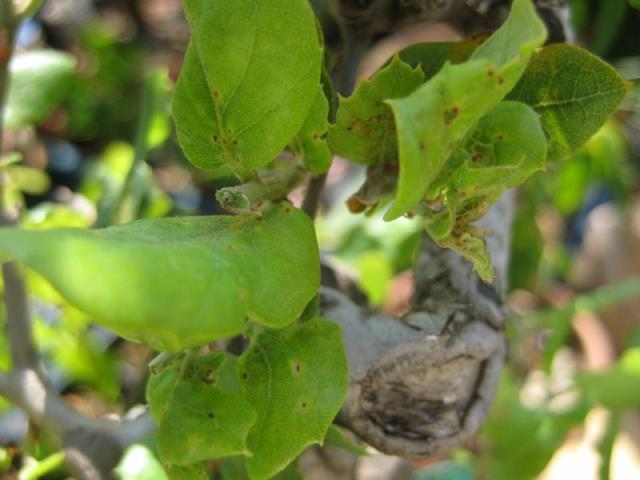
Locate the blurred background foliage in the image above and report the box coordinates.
[0,0,640,478]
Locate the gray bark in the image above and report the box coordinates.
[320,191,514,457]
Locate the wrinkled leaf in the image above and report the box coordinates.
[5,50,76,129]
[508,44,629,160]
[238,317,348,480]
[423,101,547,280]
[328,56,423,165]
[292,87,332,173]
[0,204,320,351]
[173,0,322,171]
[147,352,256,464]
[385,0,547,220]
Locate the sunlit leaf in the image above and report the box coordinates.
[385,0,547,221]
[173,0,323,171]
[4,50,76,129]
[0,204,320,351]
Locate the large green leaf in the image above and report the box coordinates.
[328,56,424,165]
[0,204,319,351]
[4,50,76,129]
[238,317,348,480]
[507,44,629,160]
[147,352,256,465]
[173,0,322,171]
[385,0,547,221]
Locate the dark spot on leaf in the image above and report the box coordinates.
[254,348,260,354]
[227,129,232,135]
[496,134,504,141]
[312,133,319,140]
[255,201,263,208]
[488,68,494,76]
[444,107,460,124]
[301,402,308,409]
[498,76,505,85]
[213,90,220,98]
[419,142,426,152]
[242,372,248,380]
[208,412,215,419]
[284,206,291,213]
[212,134,218,143]
[233,140,238,146]
[472,152,483,162]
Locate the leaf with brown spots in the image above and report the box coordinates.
[147,352,256,465]
[172,0,323,172]
[328,56,423,165]
[237,317,348,480]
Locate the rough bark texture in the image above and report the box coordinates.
[320,191,515,457]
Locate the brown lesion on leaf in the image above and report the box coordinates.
[444,107,460,124]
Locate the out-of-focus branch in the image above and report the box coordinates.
[0,369,155,479]
[0,8,155,479]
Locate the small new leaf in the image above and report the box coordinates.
[147,352,256,465]
[0,204,320,351]
[238,317,348,480]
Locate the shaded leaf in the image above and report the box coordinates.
[397,37,484,79]
[173,0,322,171]
[5,50,76,129]
[292,87,332,173]
[0,204,319,351]
[238,317,348,480]
[147,352,256,465]
[508,44,629,160]
[328,56,423,165]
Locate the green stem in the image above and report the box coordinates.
[216,163,306,214]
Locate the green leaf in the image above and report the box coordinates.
[397,37,484,79]
[576,348,640,411]
[0,204,319,351]
[147,352,256,465]
[328,56,423,165]
[291,87,332,173]
[5,50,76,129]
[173,0,323,171]
[117,445,169,480]
[238,317,348,480]
[165,464,209,480]
[385,0,547,221]
[422,101,547,281]
[507,44,630,160]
